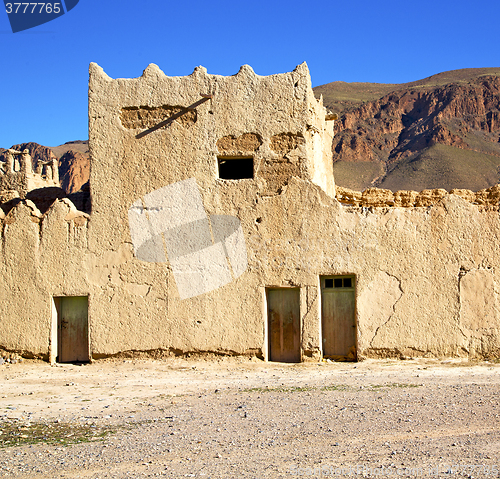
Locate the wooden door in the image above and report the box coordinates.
[321,276,356,359]
[57,296,89,363]
[268,288,300,362]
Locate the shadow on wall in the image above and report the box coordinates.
[1,182,91,216]
[26,187,67,215]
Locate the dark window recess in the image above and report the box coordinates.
[324,276,355,289]
[218,157,253,180]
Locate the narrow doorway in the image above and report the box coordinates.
[267,288,300,362]
[54,296,89,363]
[321,276,356,360]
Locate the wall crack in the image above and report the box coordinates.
[368,272,403,348]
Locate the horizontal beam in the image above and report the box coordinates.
[136,95,212,139]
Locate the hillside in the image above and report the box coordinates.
[314,68,500,192]
[314,67,500,116]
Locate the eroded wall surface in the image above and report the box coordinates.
[0,199,89,358]
[84,62,500,360]
[87,62,337,358]
[1,63,500,361]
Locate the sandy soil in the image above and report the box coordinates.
[0,357,499,478]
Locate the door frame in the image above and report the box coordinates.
[50,295,90,364]
[320,275,358,361]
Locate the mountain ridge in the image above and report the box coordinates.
[314,67,500,116]
[314,67,500,192]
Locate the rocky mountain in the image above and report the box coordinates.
[50,140,89,160]
[58,148,90,194]
[314,68,500,191]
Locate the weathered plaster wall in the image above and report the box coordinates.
[0,199,89,358]
[83,62,500,360]
[87,62,337,358]
[244,179,500,359]
[2,63,500,362]
[2,180,500,360]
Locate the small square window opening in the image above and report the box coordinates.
[325,279,334,288]
[218,157,253,180]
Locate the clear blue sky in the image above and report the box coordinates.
[1,0,499,147]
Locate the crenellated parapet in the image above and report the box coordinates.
[0,197,89,252]
[0,198,90,233]
[0,148,60,198]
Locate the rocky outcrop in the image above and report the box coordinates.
[329,75,500,191]
[334,76,500,163]
[58,149,90,194]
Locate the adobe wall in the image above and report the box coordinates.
[258,179,500,359]
[1,181,499,360]
[1,63,499,362]
[87,62,336,358]
[84,62,500,360]
[0,199,89,359]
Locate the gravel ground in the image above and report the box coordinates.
[0,357,499,478]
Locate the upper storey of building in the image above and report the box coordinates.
[88,62,335,202]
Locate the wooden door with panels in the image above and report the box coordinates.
[267,288,301,363]
[55,296,89,363]
[321,276,356,360]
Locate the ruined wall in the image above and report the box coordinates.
[0,199,89,358]
[336,185,500,207]
[0,148,60,199]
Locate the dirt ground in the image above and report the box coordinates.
[0,357,499,478]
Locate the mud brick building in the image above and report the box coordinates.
[1,63,499,362]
